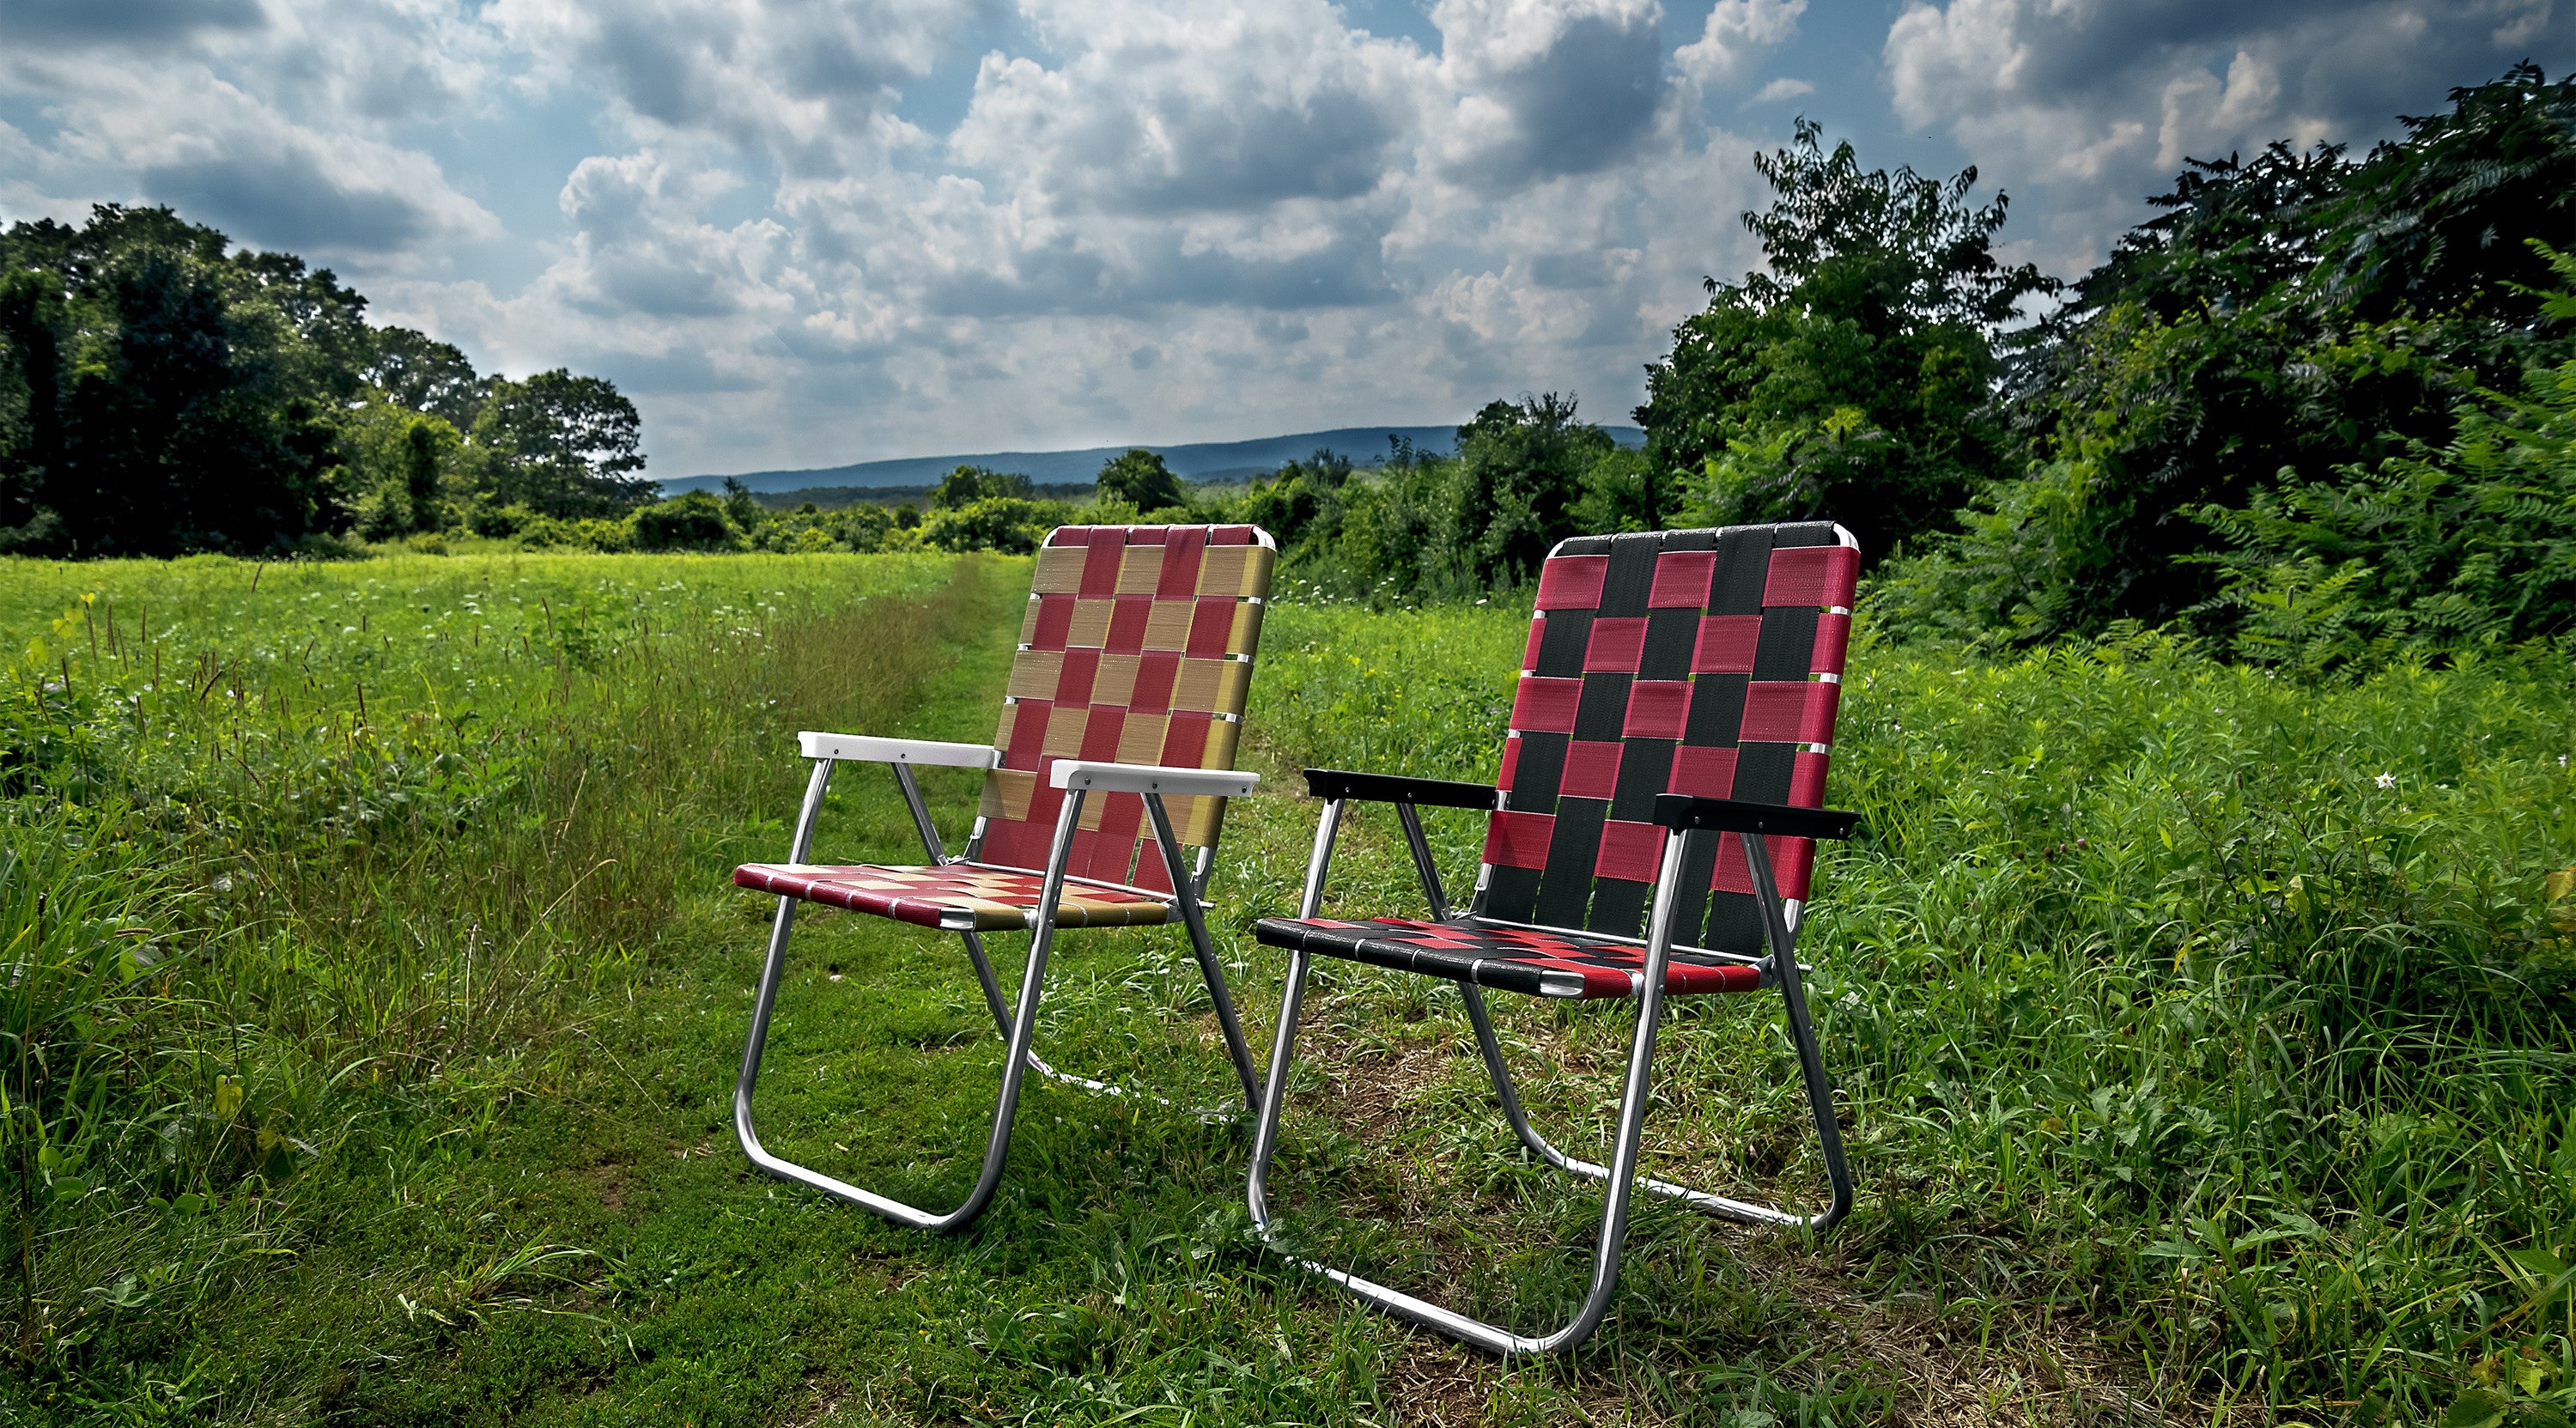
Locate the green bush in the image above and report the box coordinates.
[920,495,1065,554]
[629,489,739,551]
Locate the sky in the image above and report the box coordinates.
[1,1,2568,478]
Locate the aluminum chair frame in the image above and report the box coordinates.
[736,523,1277,1234]
[1246,790,1855,1355]
[1245,523,1863,1357]
[738,750,1264,1231]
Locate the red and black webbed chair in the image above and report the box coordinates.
[1246,522,1862,1355]
[734,524,1274,1232]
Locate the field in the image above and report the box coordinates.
[3,550,2574,1426]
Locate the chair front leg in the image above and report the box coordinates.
[735,785,1088,1233]
[1246,827,1689,1358]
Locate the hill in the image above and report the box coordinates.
[658,424,1646,494]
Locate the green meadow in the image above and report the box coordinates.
[4,550,2573,1426]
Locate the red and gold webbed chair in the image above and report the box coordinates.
[1247,522,1862,1355]
[734,524,1274,1232]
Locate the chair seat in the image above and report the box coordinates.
[737,862,1176,932]
[1254,915,1765,1000]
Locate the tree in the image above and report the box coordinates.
[720,476,763,527]
[1096,448,1186,512]
[1447,394,1617,588]
[365,326,483,426]
[1636,119,2055,562]
[468,369,650,519]
[931,465,1032,509]
[629,489,737,550]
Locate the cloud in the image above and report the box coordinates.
[1677,0,1805,92]
[0,0,265,51]
[491,0,980,173]
[1747,76,1814,105]
[31,61,500,254]
[949,3,1426,216]
[1883,0,2573,267]
[1430,0,1673,191]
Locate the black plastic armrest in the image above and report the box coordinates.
[1303,768,1499,811]
[1651,795,1861,842]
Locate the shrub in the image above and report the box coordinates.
[628,489,738,551]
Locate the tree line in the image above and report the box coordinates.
[5,64,2570,672]
[1241,64,2576,672]
[0,206,649,557]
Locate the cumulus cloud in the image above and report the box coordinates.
[1883,0,2572,267]
[0,0,265,52]
[0,0,1808,471]
[1677,0,1805,92]
[489,0,974,173]
[0,0,502,255]
[1429,0,1674,191]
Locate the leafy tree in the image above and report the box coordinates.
[1238,449,1354,558]
[921,496,1061,554]
[931,465,1033,509]
[0,216,349,556]
[2193,241,2576,671]
[2319,64,2576,326]
[1637,118,2055,562]
[467,369,650,520]
[720,476,763,528]
[1096,448,1186,512]
[365,326,483,426]
[1891,67,2576,646]
[1444,393,1618,589]
[629,489,737,550]
[340,400,461,539]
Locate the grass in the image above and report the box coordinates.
[3,552,2574,1425]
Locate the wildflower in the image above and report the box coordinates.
[2375,772,2397,789]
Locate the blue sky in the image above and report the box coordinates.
[1,0,2567,477]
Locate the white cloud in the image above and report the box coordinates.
[1883,0,2567,270]
[1747,76,1814,105]
[489,0,971,174]
[1677,0,1805,92]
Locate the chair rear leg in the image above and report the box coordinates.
[1746,836,1853,1231]
[1460,985,1821,1229]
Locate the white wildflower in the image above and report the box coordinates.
[2375,772,2397,789]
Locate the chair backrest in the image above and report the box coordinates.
[1468,523,1858,954]
[975,524,1275,891]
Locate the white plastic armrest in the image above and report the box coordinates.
[799,731,1000,769]
[1048,761,1260,798]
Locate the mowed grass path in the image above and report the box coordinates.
[6,552,2574,1425]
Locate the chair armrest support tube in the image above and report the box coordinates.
[1050,761,1259,798]
[1650,794,1860,842]
[799,731,1000,768]
[1303,768,1498,810]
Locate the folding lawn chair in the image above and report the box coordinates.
[1246,522,1862,1356]
[734,524,1275,1232]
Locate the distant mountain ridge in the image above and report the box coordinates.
[659,423,1645,495]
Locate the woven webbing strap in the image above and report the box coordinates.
[1472,524,1856,954]
[979,525,1273,890]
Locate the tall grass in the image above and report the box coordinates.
[0,550,996,1406]
[4,556,2570,1422]
[1255,596,2576,1420]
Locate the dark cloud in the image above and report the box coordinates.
[1079,90,1400,215]
[140,152,437,253]
[922,223,1390,318]
[1443,9,1667,193]
[0,0,264,49]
